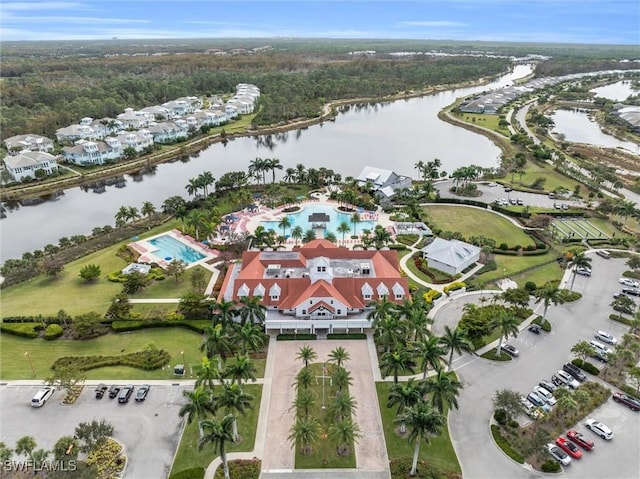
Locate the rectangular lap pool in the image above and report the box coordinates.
[261,204,377,236]
[148,234,205,264]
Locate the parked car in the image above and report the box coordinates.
[548,193,555,199]
[118,385,134,404]
[612,392,640,411]
[31,387,55,408]
[528,324,541,334]
[594,330,617,345]
[108,385,121,399]
[487,182,499,187]
[501,343,519,357]
[545,443,572,466]
[619,277,640,288]
[95,383,108,399]
[563,363,587,382]
[596,250,611,259]
[589,340,613,356]
[527,392,551,411]
[574,267,591,277]
[509,198,518,205]
[555,437,583,459]
[585,419,613,440]
[516,198,524,205]
[534,386,557,406]
[520,397,543,420]
[621,287,640,297]
[555,370,580,389]
[135,384,151,402]
[567,429,594,451]
[538,380,557,394]
[561,203,570,210]
[504,187,513,192]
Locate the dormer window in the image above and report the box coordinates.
[269,283,281,301]
[377,283,389,299]
[237,283,250,298]
[393,282,405,300]
[361,282,374,301]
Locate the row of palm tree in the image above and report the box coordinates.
[114,201,157,227]
[185,171,215,197]
[248,157,283,185]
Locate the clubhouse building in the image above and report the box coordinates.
[217,239,409,334]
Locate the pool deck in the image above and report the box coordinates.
[129,229,220,269]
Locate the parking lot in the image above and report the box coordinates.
[444,254,640,479]
[0,382,188,478]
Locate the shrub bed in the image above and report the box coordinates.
[560,290,581,302]
[85,437,126,479]
[609,314,633,326]
[571,358,600,376]
[213,459,261,479]
[389,457,460,479]
[532,316,552,332]
[541,460,561,473]
[276,333,316,341]
[326,333,367,340]
[111,319,209,333]
[0,322,41,338]
[490,425,524,464]
[170,468,205,479]
[395,234,419,246]
[44,323,64,340]
[481,349,512,361]
[443,281,466,295]
[52,348,170,372]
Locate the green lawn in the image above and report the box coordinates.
[134,265,213,299]
[461,113,509,137]
[375,382,461,475]
[511,161,582,193]
[0,329,203,380]
[472,252,556,285]
[510,261,563,289]
[424,205,535,246]
[294,363,357,469]
[170,383,263,476]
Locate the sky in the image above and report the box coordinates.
[1,0,638,44]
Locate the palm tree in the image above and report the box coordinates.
[214,382,253,442]
[324,231,337,243]
[185,177,200,197]
[223,355,257,385]
[115,206,129,226]
[179,386,216,438]
[186,210,210,241]
[198,171,215,197]
[439,325,473,371]
[329,391,357,422]
[373,224,392,249]
[303,229,316,243]
[237,296,266,326]
[278,215,292,239]
[337,221,351,245]
[534,282,565,326]
[387,378,423,433]
[374,314,408,353]
[567,251,593,291]
[423,369,462,414]
[198,415,235,479]
[194,356,221,391]
[200,324,234,362]
[397,401,446,476]
[381,349,417,384]
[266,157,283,183]
[296,345,317,369]
[247,225,273,249]
[295,163,307,184]
[248,157,267,185]
[329,419,362,456]
[350,213,361,236]
[295,368,314,391]
[291,389,316,419]
[415,336,446,379]
[141,201,156,219]
[291,225,304,246]
[234,321,267,355]
[494,309,520,356]
[368,299,398,326]
[288,417,320,455]
[614,199,637,226]
[210,299,238,329]
[328,346,351,368]
[331,366,353,392]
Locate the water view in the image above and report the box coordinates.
[1,65,531,261]
[590,81,639,102]
[550,109,640,154]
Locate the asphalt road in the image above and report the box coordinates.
[0,383,187,479]
[443,255,640,479]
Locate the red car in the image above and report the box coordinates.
[556,437,583,459]
[566,430,594,451]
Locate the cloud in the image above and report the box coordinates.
[400,20,467,28]
[1,1,84,11]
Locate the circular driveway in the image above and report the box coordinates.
[442,255,640,479]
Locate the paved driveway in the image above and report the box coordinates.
[444,255,640,479]
[261,340,388,477]
[0,383,187,479]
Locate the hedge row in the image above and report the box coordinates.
[52,349,170,372]
[609,314,633,326]
[2,316,64,324]
[44,323,64,340]
[326,333,367,340]
[111,320,210,333]
[0,322,41,338]
[571,358,600,376]
[276,334,316,341]
[490,425,524,464]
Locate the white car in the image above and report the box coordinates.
[546,443,572,466]
[585,419,613,440]
[619,277,640,288]
[594,330,617,345]
[534,386,557,406]
[555,370,580,389]
[487,182,499,187]
[574,267,591,277]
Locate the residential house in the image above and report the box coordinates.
[62,138,122,165]
[117,108,151,129]
[140,105,174,121]
[3,151,58,181]
[161,98,200,117]
[147,121,189,144]
[356,166,412,201]
[420,238,481,275]
[55,124,98,143]
[217,239,409,334]
[117,130,153,153]
[3,134,54,154]
[89,118,124,139]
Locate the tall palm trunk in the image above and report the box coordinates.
[221,446,230,479]
[410,438,421,476]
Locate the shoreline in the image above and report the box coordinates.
[0,73,508,202]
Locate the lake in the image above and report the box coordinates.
[590,80,639,102]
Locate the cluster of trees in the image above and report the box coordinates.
[0,420,116,479]
[288,346,362,459]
